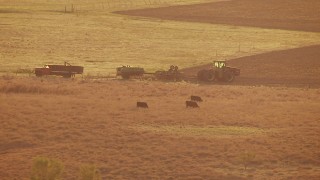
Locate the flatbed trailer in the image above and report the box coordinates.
[35,62,83,78]
[116,65,182,81]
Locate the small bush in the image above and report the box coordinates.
[0,82,72,95]
[30,156,64,180]
[240,151,256,170]
[79,164,101,180]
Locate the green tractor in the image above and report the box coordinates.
[197,60,240,82]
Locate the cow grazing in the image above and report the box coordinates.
[186,101,199,108]
[137,102,148,108]
[191,95,203,102]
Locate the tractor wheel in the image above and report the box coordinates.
[197,69,207,81]
[223,72,235,82]
[204,70,215,82]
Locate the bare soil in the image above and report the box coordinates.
[117,0,320,32]
[181,45,320,87]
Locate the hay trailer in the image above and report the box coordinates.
[116,65,145,79]
[116,65,181,81]
[35,62,84,78]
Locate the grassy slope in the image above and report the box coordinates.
[0,0,320,179]
[0,0,320,74]
[0,77,319,179]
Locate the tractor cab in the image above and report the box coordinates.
[213,61,226,68]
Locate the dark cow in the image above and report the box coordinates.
[137,102,148,108]
[191,95,203,102]
[186,101,199,108]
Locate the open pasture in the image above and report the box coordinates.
[1,0,320,179]
[0,77,320,179]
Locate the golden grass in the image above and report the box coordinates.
[0,0,320,74]
[134,124,268,137]
[0,77,319,179]
[0,76,74,94]
[1,0,320,179]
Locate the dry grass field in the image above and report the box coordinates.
[0,77,320,179]
[0,0,320,74]
[1,0,320,179]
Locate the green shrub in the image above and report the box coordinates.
[79,164,101,180]
[30,156,64,180]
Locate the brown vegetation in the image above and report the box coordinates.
[1,0,320,179]
[0,77,319,179]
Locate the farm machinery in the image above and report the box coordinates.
[154,65,181,81]
[116,60,240,83]
[35,62,84,78]
[116,65,145,79]
[33,60,239,83]
[197,61,240,82]
[116,65,181,81]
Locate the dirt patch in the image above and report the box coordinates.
[117,0,320,32]
[181,45,320,87]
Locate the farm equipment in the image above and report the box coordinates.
[197,60,240,82]
[154,65,181,81]
[116,65,145,79]
[35,62,84,78]
[116,65,181,81]
[116,61,239,83]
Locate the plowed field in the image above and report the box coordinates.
[117,0,320,32]
[181,45,320,87]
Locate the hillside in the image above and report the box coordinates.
[0,77,320,179]
[117,0,320,32]
[182,45,320,87]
